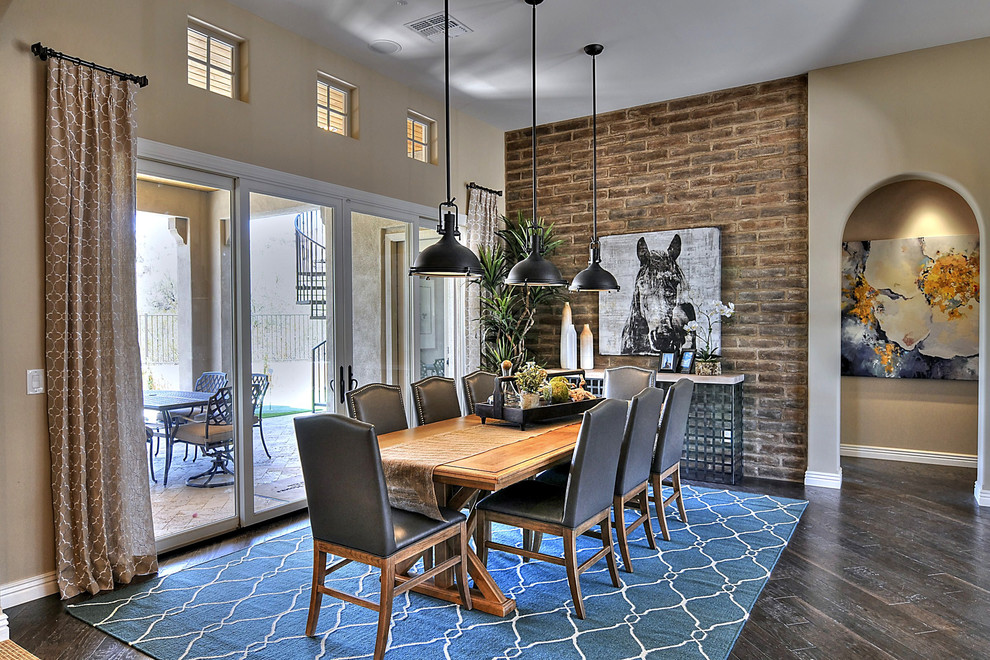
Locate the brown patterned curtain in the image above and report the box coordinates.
[44,58,157,598]
[463,186,502,372]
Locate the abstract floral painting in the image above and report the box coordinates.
[841,235,979,379]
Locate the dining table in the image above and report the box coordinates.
[143,389,214,486]
[377,414,584,617]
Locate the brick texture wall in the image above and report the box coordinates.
[504,76,808,481]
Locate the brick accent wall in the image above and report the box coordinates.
[504,76,808,481]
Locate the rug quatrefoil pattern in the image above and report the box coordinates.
[69,486,807,659]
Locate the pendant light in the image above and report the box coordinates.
[505,0,566,287]
[409,0,483,279]
[570,44,619,292]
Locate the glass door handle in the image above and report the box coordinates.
[339,366,346,405]
[348,365,358,391]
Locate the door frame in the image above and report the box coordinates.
[138,139,438,538]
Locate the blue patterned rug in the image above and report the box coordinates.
[68,486,806,659]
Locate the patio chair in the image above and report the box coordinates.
[651,378,695,541]
[181,371,230,460]
[251,373,271,458]
[294,413,471,659]
[172,386,235,488]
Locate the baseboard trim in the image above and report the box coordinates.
[0,572,58,609]
[804,469,842,489]
[976,486,990,508]
[841,444,978,468]
[0,609,9,641]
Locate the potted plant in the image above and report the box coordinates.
[476,213,566,371]
[684,300,735,376]
[514,361,547,409]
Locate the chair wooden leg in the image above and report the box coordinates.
[563,528,586,620]
[612,494,634,573]
[531,532,543,555]
[305,548,327,636]
[672,465,688,523]
[522,529,533,561]
[639,490,657,550]
[651,474,671,542]
[374,560,396,660]
[601,515,621,588]
[455,525,473,610]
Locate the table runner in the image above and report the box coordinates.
[380,420,575,520]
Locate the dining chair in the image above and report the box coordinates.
[603,366,656,400]
[346,383,408,435]
[180,371,230,461]
[294,413,472,659]
[532,387,666,573]
[475,398,628,619]
[461,370,497,415]
[172,386,235,488]
[410,376,461,426]
[651,378,695,541]
[251,373,271,458]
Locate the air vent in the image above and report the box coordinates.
[404,12,473,43]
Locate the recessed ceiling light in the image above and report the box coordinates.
[368,39,402,55]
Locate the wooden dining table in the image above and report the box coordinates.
[377,414,583,617]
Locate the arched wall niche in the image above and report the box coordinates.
[839,176,981,463]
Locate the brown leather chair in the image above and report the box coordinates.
[461,370,497,415]
[294,413,471,659]
[475,398,627,619]
[651,378,695,541]
[346,383,408,435]
[603,366,656,400]
[410,376,461,426]
[534,387,665,573]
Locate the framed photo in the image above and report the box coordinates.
[679,349,696,374]
[658,351,678,372]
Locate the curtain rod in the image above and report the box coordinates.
[467,181,503,197]
[31,42,149,88]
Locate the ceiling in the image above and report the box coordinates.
[225,0,990,130]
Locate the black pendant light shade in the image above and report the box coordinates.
[570,43,619,292]
[408,0,482,279]
[505,0,566,287]
[409,207,484,278]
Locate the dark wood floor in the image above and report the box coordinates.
[8,457,989,659]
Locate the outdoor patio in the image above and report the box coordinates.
[148,413,305,539]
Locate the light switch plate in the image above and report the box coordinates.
[27,369,45,395]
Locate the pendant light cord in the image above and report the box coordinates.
[444,0,453,208]
[530,0,538,230]
[591,51,598,244]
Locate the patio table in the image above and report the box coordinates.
[144,390,214,486]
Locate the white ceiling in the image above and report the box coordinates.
[226,0,990,130]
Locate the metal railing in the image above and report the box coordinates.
[312,340,329,412]
[138,314,178,364]
[294,211,327,320]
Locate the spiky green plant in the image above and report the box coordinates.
[474,212,566,371]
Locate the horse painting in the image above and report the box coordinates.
[620,235,696,354]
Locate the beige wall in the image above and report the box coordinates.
[0,0,503,588]
[807,38,990,486]
[841,180,979,456]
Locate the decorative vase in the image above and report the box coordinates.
[580,324,594,370]
[500,362,519,405]
[560,303,578,369]
[520,391,540,409]
[695,359,722,376]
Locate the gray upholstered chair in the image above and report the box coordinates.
[346,383,408,435]
[461,370,497,415]
[603,366,656,400]
[534,387,666,572]
[651,378,695,541]
[172,386,235,488]
[294,413,471,659]
[251,373,271,458]
[410,376,461,426]
[475,398,627,619]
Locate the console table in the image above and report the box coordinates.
[549,368,745,485]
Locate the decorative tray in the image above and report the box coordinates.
[473,375,598,431]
